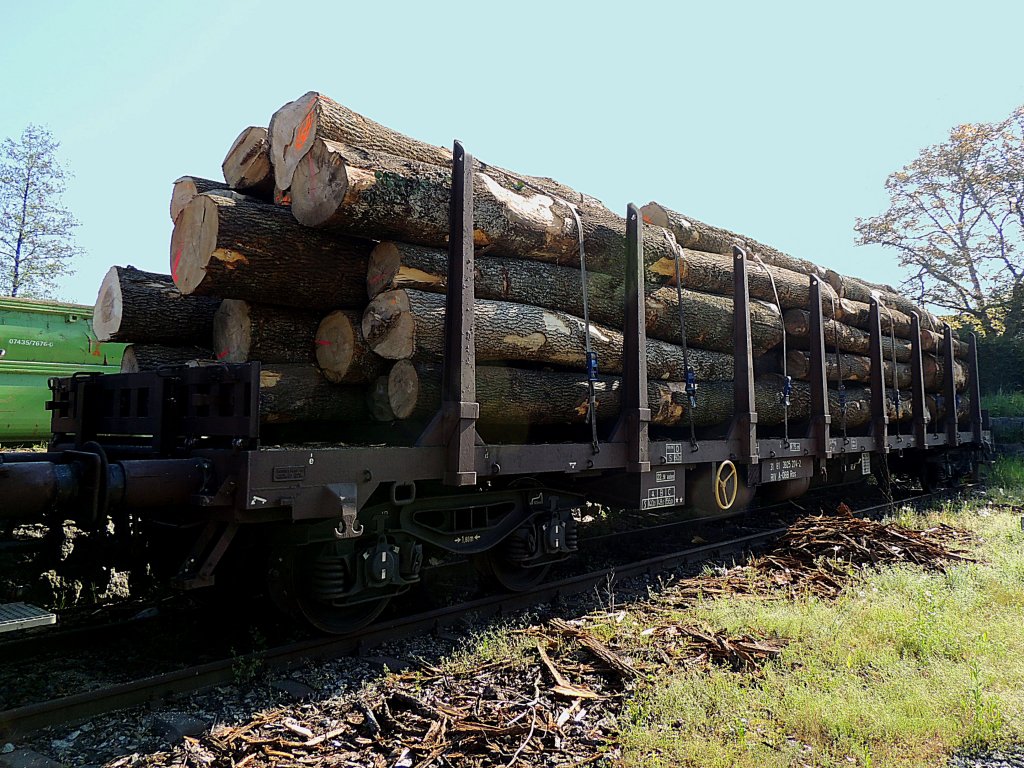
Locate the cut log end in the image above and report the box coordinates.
[212,299,251,363]
[639,202,672,231]
[170,176,224,223]
[362,290,415,359]
[170,194,220,295]
[388,358,422,420]
[290,138,352,227]
[269,91,323,192]
[315,310,357,382]
[222,126,273,194]
[92,266,123,341]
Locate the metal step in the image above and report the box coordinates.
[0,602,56,633]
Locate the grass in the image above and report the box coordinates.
[982,390,1024,417]
[618,462,1024,767]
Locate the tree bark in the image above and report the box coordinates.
[825,269,940,331]
[212,300,320,363]
[120,344,210,373]
[169,191,371,310]
[385,360,905,430]
[259,364,367,424]
[222,126,274,199]
[170,176,225,223]
[92,265,220,345]
[367,242,784,354]
[314,309,385,384]
[363,289,736,383]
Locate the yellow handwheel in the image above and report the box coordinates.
[714,460,739,510]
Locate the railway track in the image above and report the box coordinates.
[0,487,967,739]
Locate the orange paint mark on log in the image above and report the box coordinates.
[315,339,332,346]
[293,108,315,152]
[217,348,231,360]
[172,248,182,281]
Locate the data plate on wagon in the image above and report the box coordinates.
[761,456,814,484]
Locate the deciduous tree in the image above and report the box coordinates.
[0,125,82,298]
[855,106,1024,334]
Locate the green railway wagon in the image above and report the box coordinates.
[0,296,125,445]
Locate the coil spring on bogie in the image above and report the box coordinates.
[564,518,579,551]
[502,527,537,562]
[310,553,352,602]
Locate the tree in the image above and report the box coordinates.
[855,106,1024,335]
[0,125,82,298]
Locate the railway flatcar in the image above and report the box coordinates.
[0,148,991,634]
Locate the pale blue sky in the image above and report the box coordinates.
[2,0,1022,306]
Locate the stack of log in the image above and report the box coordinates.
[93,92,969,436]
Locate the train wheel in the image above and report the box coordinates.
[473,551,551,592]
[270,543,390,634]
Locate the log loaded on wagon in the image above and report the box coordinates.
[0,94,992,633]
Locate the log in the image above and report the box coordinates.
[366,242,784,354]
[170,176,225,223]
[212,300,320,363]
[289,137,682,277]
[642,200,942,331]
[92,266,220,345]
[787,350,965,392]
[170,192,371,310]
[386,361,907,430]
[785,310,913,363]
[831,299,966,358]
[120,344,210,373]
[222,126,274,198]
[314,309,385,384]
[362,289,736,382]
[641,201,827,279]
[269,92,605,212]
[652,248,840,312]
[259,364,367,424]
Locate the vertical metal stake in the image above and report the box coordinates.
[968,332,983,445]
[807,276,831,458]
[729,247,758,463]
[943,325,959,446]
[909,313,928,449]
[612,205,650,472]
[868,299,889,452]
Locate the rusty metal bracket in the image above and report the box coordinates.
[728,247,757,463]
[806,276,831,458]
[417,140,481,485]
[909,313,928,448]
[610,205,650,472]
[868,299,889,452]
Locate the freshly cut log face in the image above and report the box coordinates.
[93,265,220,345]
[170,176,225,223]
[170,192,371,310]
[212,300,320,364]
[363,289,736,383]
[386,360,904,430]
[367,242,784,354]
[222,126,274,198]
[120,344,210,373]
[314,309,384,384]
[259,364,367,424]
